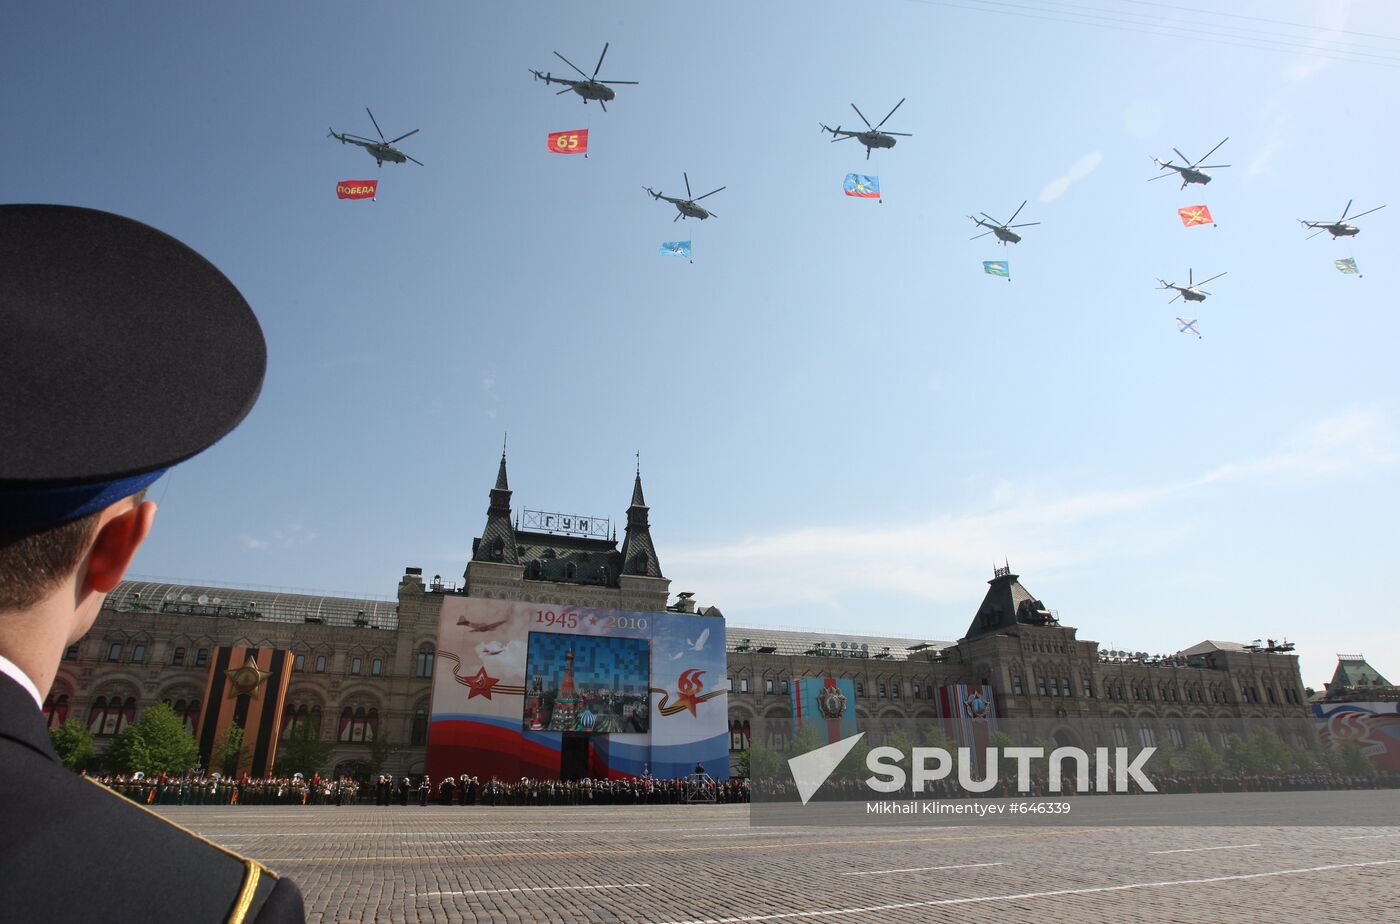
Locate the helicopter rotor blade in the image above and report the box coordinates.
[1146,172,1175,182]
[880,132,913,137]
[979,212,1003,227]
[1170,292,1182,304]
[387,128,419,145]
[1338,199,1353,222]
[405,154,424,167]
[970,231,994,240]
[703,209,717,218]
[1172,147,1190,165]
[599,80,639,85]
[553,50,591,80]
[850,103,874,129]
[1306,227,1326,240]
[684,173,692,198]
[875,97,906,129]
[694,186,725,201]
[592,42,608,79]
[1196,272,1226,287]
[556,86,573,95]
[1196,164,1230,169]
[830,133,855,143]
[1347,204,1386,222]
[366,108,386,142]
[1006,200,1027,225]
[1194,136,1228,166]
[1008,222,1040,228]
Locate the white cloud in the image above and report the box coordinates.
[666,409,1396,617]
[1039,152,1102,203]
[239,524,319,553]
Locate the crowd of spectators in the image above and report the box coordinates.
[89,773,360,806]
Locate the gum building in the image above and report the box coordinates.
[53,456,1309,779]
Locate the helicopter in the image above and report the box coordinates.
[328,108,422,168]
[1157,268,1226,303]
[530,42,638,111]
[1148,137,1229,189]
[820,98,912,160]
[969,200,1040,245]
[1298,200,1386,239]
[644,173,725,222]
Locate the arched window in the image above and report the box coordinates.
[366,708,379,742]
[415,646,434,678]
[410,707,428,745]
[338,707,354,742]
[43,693,69,728]
[88,695,135,737]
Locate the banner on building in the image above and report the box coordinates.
[1313,702,1400,772]
[791,677,857,744]
[426,598,727,781]
[197,646,295,778]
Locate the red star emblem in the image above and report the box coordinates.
[465,667,499,700]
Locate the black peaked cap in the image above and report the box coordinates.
[0,205,265,490]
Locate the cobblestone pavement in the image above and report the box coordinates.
[159,804,1400,923]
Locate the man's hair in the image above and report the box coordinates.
[0,490,147,611]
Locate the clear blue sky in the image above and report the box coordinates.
[8,1,1398,689]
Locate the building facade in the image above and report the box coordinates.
[53,457,1309,779]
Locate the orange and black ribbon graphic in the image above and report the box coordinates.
[651,669,724,717]
[436,649,525,697]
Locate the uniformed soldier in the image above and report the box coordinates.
[0,205,304,922]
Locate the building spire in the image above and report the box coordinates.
[470,449,519,568]
[619,461,662,578]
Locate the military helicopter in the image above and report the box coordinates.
[328,108,422,168]
[969,201,1040,245]
[1157,268,1226,303]
[1148,137,1229,189]
[1298,200,1386,239]
[644,173,725,222]
[530,42,638,111]
[820,98,912,160]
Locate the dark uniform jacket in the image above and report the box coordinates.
[0,673,305,922]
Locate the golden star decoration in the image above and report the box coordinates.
[225,654,272,699]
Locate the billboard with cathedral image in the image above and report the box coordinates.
[426,597,726,781]
[523,633,651,734]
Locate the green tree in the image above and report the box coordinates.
[275,719,333,777]
[213,722,248,776]
[1183,735,1223,774]
[735,749,751,780]
[1338,741,1377,777]
[50,718,96,771]
[746,741,781,783]
[366,728,393,778]
[106,703,198,775]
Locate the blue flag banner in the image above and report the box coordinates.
[1176,317,1201,339]
[660,240,692,259]
[983,260,1010,279]
[843,174,880,198]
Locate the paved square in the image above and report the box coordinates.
[159,804,1399,923]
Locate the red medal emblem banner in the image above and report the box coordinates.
[1178,204,1213,227]
[336,180,378,200]
[546,129,589,154]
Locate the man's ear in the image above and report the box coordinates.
[84,500,157,594]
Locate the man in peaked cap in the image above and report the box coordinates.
[0,205,304,923]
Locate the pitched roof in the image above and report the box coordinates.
[107,580,398,629]
[1329,656,1391,689]
[727,625,953,660]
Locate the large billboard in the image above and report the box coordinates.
[427,598,727,781]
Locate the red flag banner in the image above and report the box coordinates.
[546,129,589,155]
[1178,204,1213,227]
[336,180,378,200]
